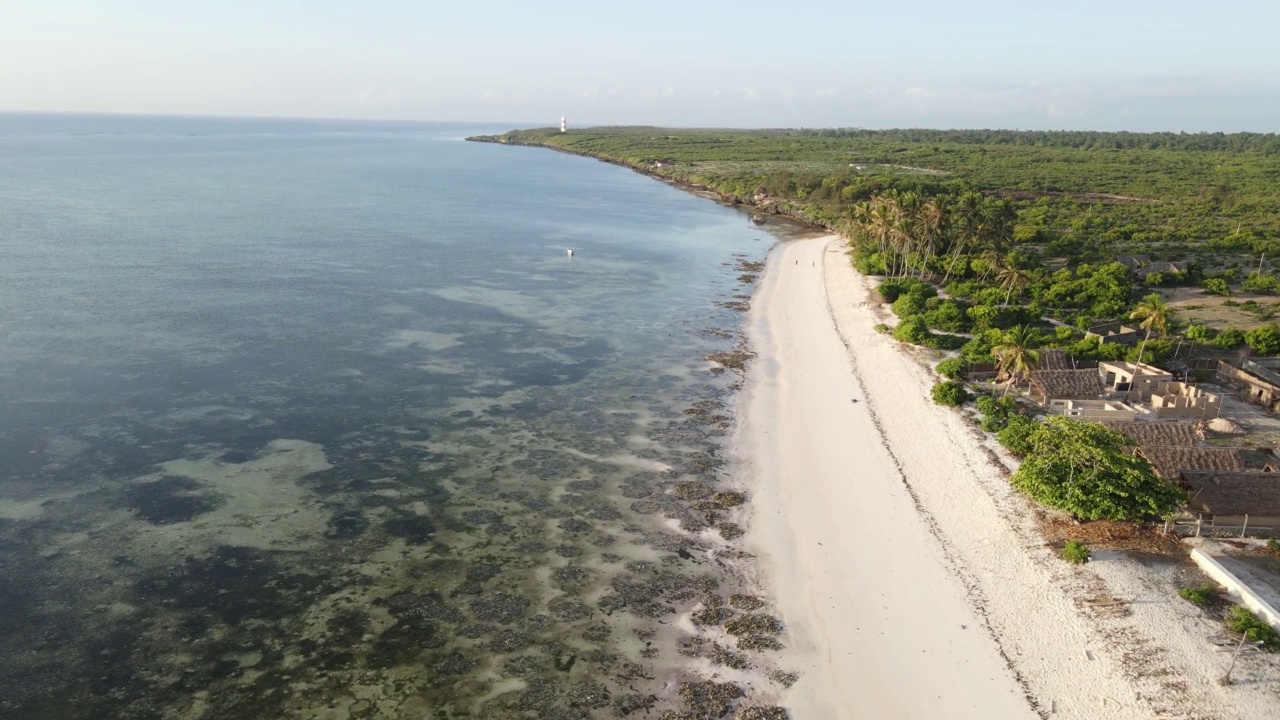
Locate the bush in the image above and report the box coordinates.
[1062,540,1091,565]
[922,333,968,351]
[1242,272,1280,294]
[892,318,930,344]
[878,278,934,303]
[922,300,971,332]
[996,415,1036,456]
[1185,323,1217,342]
[874,323,890,334]
[1225,606,1279,650]
[1178,584,1218,606]
[1245,323,1280,355]
[936,357,968,380]
[892,293,926,319]
[931,381,969,407]
[1213,327,1245,349]
[1203,277,1231,296]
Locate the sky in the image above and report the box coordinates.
[2,1,1278,131]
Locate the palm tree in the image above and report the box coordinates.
[942,191,984,284]
[915,196,948,278]
[995,258,1032,307]
[993,325,1041,396]
[1130,293,1170,363]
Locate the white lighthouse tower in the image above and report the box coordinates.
[560,116,567,133]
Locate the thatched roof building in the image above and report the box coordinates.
[1099,421,1201,447]
[1029,369,1104,404]
[1180,471,1280,525]
[1133,446,1243,480]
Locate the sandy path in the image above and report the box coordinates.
[740,236,1036,719]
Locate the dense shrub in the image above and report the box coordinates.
[892,318,930,344]
[1178,584,1218,606]
[1242,272,1280,294]
[922,333,968,351]
[1225,606,1279,650]
[892,293,927,319]
[996,415,1036,455]
[1185,323,1217,342]
[1062,540,1091,565]
[1214,327,1246,349]
[1203,277,1231,296]
[1245,324,1280,355]
[878,278,935,303]
[922,300,971,332]
[936,357,968,380]
[931,381,969,407]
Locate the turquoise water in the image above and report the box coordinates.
[0,115,795,718]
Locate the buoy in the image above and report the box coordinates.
[567,248,574,258]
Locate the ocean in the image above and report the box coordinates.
[0,114,797,718]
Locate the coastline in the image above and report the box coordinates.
[740,234,1280,719]
[478,137,1280,719]
[737,235,1035,718]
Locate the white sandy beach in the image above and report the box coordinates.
[738,234,1279,719]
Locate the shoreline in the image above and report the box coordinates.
[480,137,1280,719]
[736,235,1035,718]
[739,234,1279,719]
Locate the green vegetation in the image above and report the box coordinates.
[475,126,1280,371]
[1224,606,1279,650]
[935,357,967,380]
[1010,417,1186,521]
[1178,584,1219,606]
[931,381,969,407]
[1062,540,1091,565]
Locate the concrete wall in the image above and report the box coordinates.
[1189,547,1280,631]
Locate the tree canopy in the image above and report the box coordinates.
[1010,417,1186,521]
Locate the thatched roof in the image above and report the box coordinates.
[1180,471,1280,517]
[1134,446,1243,479]
[1039,349,1070,371]
[1030,369,1103,400]
[1099,421,1201,447]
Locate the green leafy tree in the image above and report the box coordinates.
[1010,417,1186,521]
[1245,323,1280,355]
[1129,293,1170,363]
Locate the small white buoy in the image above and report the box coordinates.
[567,248,574,258]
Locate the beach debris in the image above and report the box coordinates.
[737,634,785,651]
[711,490,746,508]
[676,680,744,718]
[692,606,736,626]
[674,481,715,501]
[736,707,789,720]
[724,614,784,636]
[709,642,753,670]
[716,522,744,540]
[766,669,800,688]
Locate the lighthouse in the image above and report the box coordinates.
[560,116,567,133]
